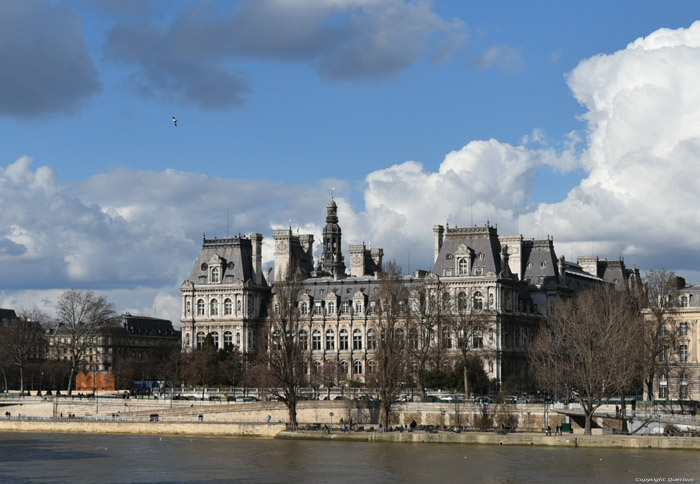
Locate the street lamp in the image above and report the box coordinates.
[329,411,334,432]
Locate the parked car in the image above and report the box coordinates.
[475,396,493,404]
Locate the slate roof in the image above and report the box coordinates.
[521,239,561,287]
[187,235,260,285]
[433,226,502,276]
[0,308,18,325]
[120,314,178,337]
[275,275,424,303]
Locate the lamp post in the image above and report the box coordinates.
[329,412,334,432]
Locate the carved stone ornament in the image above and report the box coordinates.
[276,240,288,252]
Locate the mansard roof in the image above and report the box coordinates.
[433,225,502,276]
[119,314,178,336]
[0,308,18,325]
[187,235,257,285]
[271,274,424,302]
[521,239,561,286]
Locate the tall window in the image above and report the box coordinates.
[312,330,321,351]
[680,344,689,363]
[299,330,308,351]
[300,302,308,315]
[681,296,688,307]
[341,301,350,315]
[367,330,376,350]
[355,301,363,314]
[326,330,335,350]
[659,374,668,399]
[210,299,219,316]
[211,267,220,283]
[197,299,205,316]
[680,322,689,337]
[442,293,450,311]
[473,291,483,310]
[458,258,468,275]
[340,329,349,350]
[224,298,233,315]
[327,301,335,315]
[224,331,233,348]
[196,332,205,349]
[367,301,375,315]
[408,328,419,349]
[211,332,220,348]
[457,292,467,312]
[314,303,323,315]
[367,360,376,374]
[472,334,483,348]
[441,328,451,349]
[353,360,362,375]
[340,360,349,376]
[353,329,363,350]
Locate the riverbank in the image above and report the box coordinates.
[277,429,700,450]
[3,417,700,450]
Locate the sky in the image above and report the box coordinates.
[2,0,700,325]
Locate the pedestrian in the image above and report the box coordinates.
[266,414,271,423]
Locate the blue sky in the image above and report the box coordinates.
[2,0,700,322]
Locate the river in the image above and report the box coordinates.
[0,432,697,483]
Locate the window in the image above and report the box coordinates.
[442,293,450,311]
[299,330,308,351]
[211,332,220,348]
[326,330,335,350]
[314,303,323,315]
[340,360,349,376]
[681,296,688,307]
[473,334,483,349]
[224,298,233,315]
[680,322,689,337]
[197,299,205,316]
[367,330,376,350]
[196,332,205,349]
[474,268,484,276]
[367,301,375,315]
[457,292,467,312]
[659,374,668,399]
[441,328,451,349]
[340,329,349,350]
[224,331,233,347]
[473,291,483,310]
[353,329,363,350]
[327,301,336,315]
[313,360,322,374]
[353,360,363,375]
[312,331,321,351]
[367,360,376,374]
[210,299,219,316]
[300,302,308,315]
[211,267,220,283]
[458,258,468,275]
[680,344,688,363]
[680,373,689,399]
[341,301,350,315]
[408,328,419,349]
[355,301,363,314]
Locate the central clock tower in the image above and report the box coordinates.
[320,198,346,279]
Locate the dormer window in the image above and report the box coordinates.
[458,258,468,275]
[211,267,220,283]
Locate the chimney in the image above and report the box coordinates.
[250,233,263,284]
[433,225,444,264]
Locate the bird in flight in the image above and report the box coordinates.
[172,116,178,127]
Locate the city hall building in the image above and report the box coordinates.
[180,198,639,389]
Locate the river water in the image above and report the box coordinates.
[0,432,698,483]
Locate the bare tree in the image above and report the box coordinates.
[54,290,117,395]
[530,285,642,434]
[638,269,680,400]
[367,262,411,429]
[312,361,345,399]
[2,308,47,393]
[452,293,491,397]
[405,286,439,400]
[182,334,220,399]
[259,266,305,428]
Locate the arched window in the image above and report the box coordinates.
[211,267,220,283]
[367,330,376,350]
[224,331,233,347]
[196,331,205,349]
[197,299,205,316]
[312,330,321,351]
[367,360,376,374]
[211,331,220,348]
[210,299,219,316]
[313,360,322,373]
[299,330,308,351]
[339,329,349,350]
[458,258,468,275]
[327,301,335,315]
[340,360,349,376]
[224,298,233,315]
[408,328,419,349]
[457,292,467,312]
[326,330,335,350]
[442,293,450,311]
[354,360,363,375]
[353,329,362,350]
[473,292,483,310]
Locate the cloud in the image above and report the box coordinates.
[472,45,523,72]
[0,0,101,118]
[104,0,465,108]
